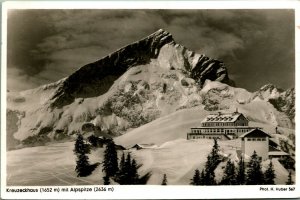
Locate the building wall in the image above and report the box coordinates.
[242,137,269,160]
[187,134,228,140]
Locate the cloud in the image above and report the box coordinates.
[7,9,294,92]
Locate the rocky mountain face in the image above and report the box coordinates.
[253,84,295,125]
[49,29,234,109]
[6,29,294,148]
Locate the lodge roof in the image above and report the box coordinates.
[239,128,272,138]
[201,111,247,123]
[268,151,289,156]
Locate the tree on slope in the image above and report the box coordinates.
[286,170,294,185]
[199,169,205,185]
[236,156,246,185]
[264,160,276,185]
[246,151,264,185]
[74,134,91,155]
[115,153,151,185]
[211,138,221,169]
[161,174,168,185]
[102,139,119,178]
[190,169,201,185]
[74,134,91,177]
[204,154,217,185]
[220,159,236,185]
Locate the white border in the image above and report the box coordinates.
[1,1,300,199]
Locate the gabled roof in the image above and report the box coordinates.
[201,111,247,123]
[268,151,289,156]
[239,128,272,138]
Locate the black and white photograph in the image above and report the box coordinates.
[1,1,299,199]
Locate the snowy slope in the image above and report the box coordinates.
[7,139,292,186]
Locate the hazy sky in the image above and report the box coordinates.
[7,9,295,92]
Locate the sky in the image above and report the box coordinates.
[7,9,295,92]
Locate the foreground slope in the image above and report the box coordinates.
[7,139,292,186]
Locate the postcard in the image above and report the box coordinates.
[1,1,299,199]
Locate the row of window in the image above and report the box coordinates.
[247,138,266,141]
[191,128,251,134]
[190,136,221,139]
[202,122,248,127]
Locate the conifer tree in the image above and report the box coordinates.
[211,138,221,169]
[103,175,110,185]
[204,154,216,185]
[236,156,245,185]
[74,134,91,177]
[220,159,236,185]
[102,139,119,178]
[264,160,276,185]
[75,153,91,177]
[161,174,168,185]
[190,169,201,185]
[199,169,205,185]
[116,152,126,184]
[130,159,139,184]
[246,151,264,185]
[74,134,90,154]
[286,170,294,185]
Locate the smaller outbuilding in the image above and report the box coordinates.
[131,143,158,150]
[239,128,271,160]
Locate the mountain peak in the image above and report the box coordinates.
[49,29,234,108]
[259,84,283,93]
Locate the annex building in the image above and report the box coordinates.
[187,110,259,140]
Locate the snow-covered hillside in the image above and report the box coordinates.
[7,139,293,186]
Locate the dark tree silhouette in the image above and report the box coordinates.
[74,134,90,155]
[236,156,246,185]
[161,174,168,185]
[103,175,110,185]
[115,152,151,185]
[246,151,264,185]
[102,139,119,178]
[220,159,236,185]
[264,160,276,185]
[199,169,205,185]
[190,169,201,185]
[74,134,93,177]
[286,170,294,185]
[204,154,216,185]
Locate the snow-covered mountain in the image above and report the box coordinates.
[6,29,294,150]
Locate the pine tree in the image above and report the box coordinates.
[74,134,91,177]
[199,169,205,185]
[286,170,294,185]
[161,174,167,185]
[211,138,221,169]
[190,169,201,185]
[116,152,126,184]
[204,154,216,185]
[102,139,119,177]
[103,175,110,185]
[236,156,245,185]
[220,159,236,185]
[246,151,264,185]
[264,160,276,185]
[74,134,90,155]
[75,153,90,177]
[130,159,139,184]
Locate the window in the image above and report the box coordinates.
[257,138,261,141]
[262,138,266,141]
[247,138,251,141]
